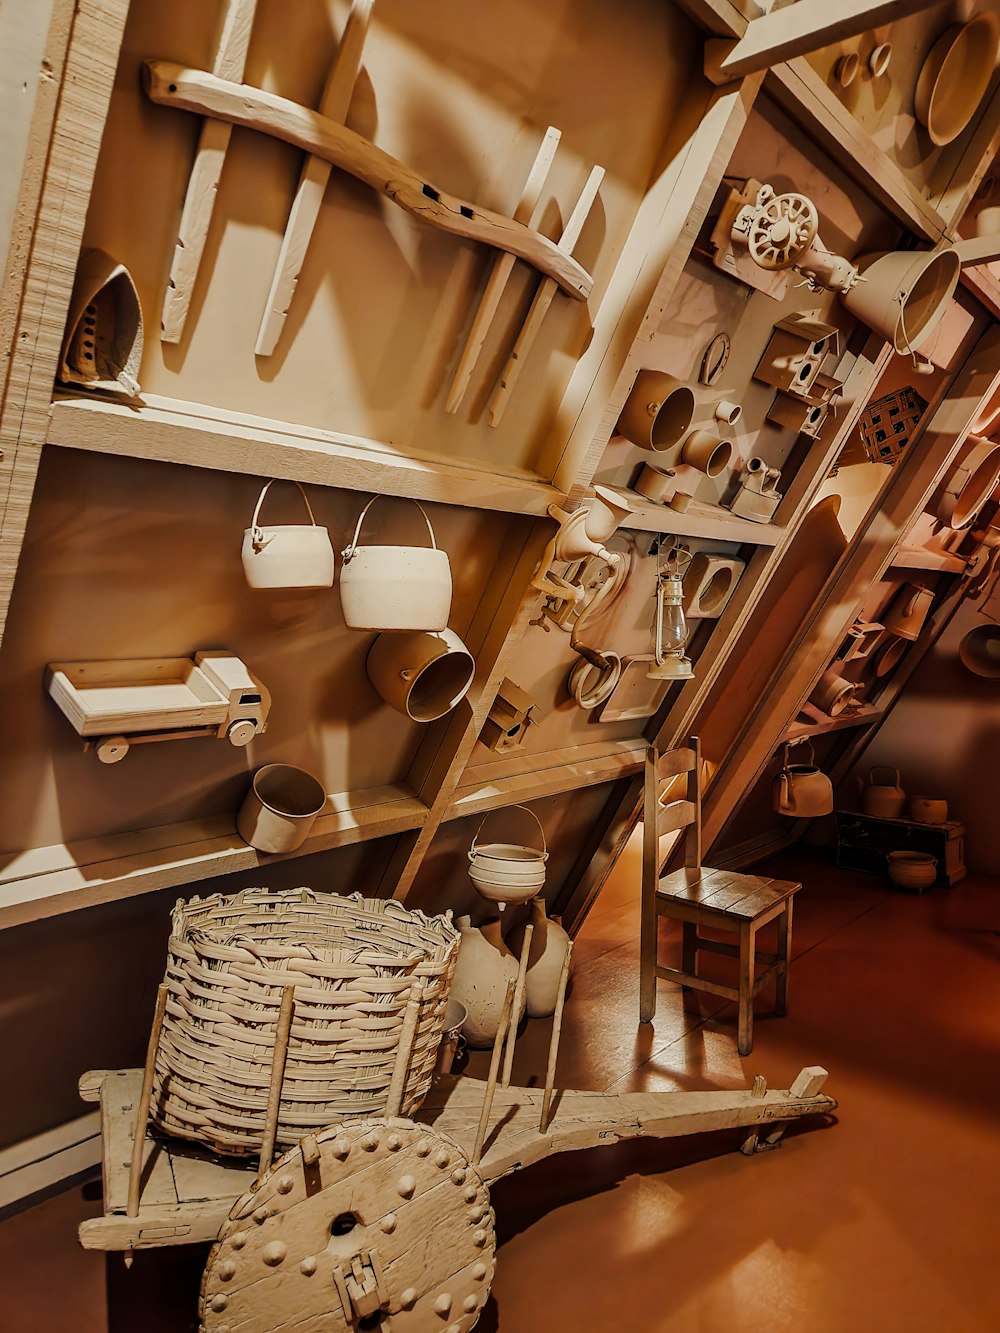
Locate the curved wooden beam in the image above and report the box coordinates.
[143,60,595,302]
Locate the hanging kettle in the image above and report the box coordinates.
[772,741,834,818]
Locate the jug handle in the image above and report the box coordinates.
[343,494,438,561]
[870,766,901,787]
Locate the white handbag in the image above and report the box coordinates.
[241,480,335,589]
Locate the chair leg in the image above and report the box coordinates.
[639,897,658,1025]
[681,921,698,985]
[775,897,793,1017]
[738,922,755,1057]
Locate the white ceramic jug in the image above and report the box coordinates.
[449,917,524,1048]
[241,480,335,589]
[507,899,571,1018]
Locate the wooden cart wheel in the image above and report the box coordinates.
[201,1117,496,1333]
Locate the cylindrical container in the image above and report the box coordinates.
[681,430,734,477]
[887,850,937,891]
[908,796,948,825]
[841,249,960,355]
[934,436,1000,530]
[435,997,467,1074]
[237,764,327,853]
[975,205,1000,238]
[868,43,891,77]
[616,370,696,453]
[714,400,743,427]
[874,635,908,678]
[959,623,1000,677]
[340,496,452,631]
[810,669,856,717]
[367,628,475,721]
[634,463,676,503]
[835,52,859,87]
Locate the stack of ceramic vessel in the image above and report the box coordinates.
[467,805,547,910]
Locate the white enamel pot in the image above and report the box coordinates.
[468,805,548,907]
[340,496,452,631]
[241,480,335,589]
[367,628,474,721]
[236,763,327,853]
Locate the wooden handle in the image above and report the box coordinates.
[126,984,169,1218]
[539,939,573,1134]
[473,979,516,1165]
[258,986,296,1176]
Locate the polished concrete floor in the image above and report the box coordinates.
[2,840,999,1331]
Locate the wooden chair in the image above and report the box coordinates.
[639,737,800,1055]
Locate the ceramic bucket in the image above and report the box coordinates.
[841,249,960,354]
[241,480,336,589]
[367,628,474,721]
[340,496,452,631]
[236,763,327,853]
[616,370,696,453]
[934,436,1000,530]
[468,805,548,908]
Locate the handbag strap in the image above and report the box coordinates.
[250,480,318,551]
[470,804,547,858]
[343,495,437,562]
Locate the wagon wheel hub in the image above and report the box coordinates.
[201,1117,495,1333]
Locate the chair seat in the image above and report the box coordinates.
[656,864,800,922]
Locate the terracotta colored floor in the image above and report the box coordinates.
[2,840,999,1332]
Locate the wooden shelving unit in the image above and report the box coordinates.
[3,0,1000,948]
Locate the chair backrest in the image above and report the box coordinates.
[643,736,702,876]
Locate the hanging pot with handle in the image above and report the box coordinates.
[883,583,933,642]
[366,628,474,721]
[861,766,907,819]
[772,741,834,817]
[468,804,548,908]
[241,480,336,589]
[340,496,452,630]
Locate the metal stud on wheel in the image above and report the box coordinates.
[201,1118,496,1333]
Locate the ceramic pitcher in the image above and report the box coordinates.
[449,916,525,1049]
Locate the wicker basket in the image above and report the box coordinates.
[150,888,459,1157]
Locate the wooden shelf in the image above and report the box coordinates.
[888,547,969,575]
[0,784,427,930]
[47,395,563,518]
[620,490,783,546]
[782,704,882,742]
[447,740,646,820]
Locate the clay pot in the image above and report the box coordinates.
[634,463,676,503]
[887,851,937,891]
[241,481,335,589]
[860,766,907,820]
[340,497,452,631]
[772,742,834,817]
[507,900,571,1019]
[681,430,734,477]
[908,796,948,825]
[450,917,524,1048]
[617,370,696,453]
[367,628,474,721]
[959,623,1000,677]
[841,249,960,355]
[914,14,1000,147]
[236,764,327,853]
[810,669,857,717]
[883,583,933,641]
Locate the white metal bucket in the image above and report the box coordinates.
[241,481,335,589]
[340,496,452,631]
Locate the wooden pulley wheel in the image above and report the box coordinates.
[201,1117,496,1333]
[747,192,818,270]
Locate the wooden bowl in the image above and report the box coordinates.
[915,14,1000,147]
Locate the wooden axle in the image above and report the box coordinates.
[143,61,595,302]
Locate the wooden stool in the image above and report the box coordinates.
[640,737,800,1055]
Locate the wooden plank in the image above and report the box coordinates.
[706,0,944,84]
[620,491,783,544]
[0,785,427,930]
[47,394,561,516]
[160,0,259,343]
[0,0,131,653]
[656,798,697,836]
[487,165,605,427]
[655,963,739,1002]
[446,125,562,413]
[101,1071,177,1216]
[447,742,646,820]
[766,58,946,243]
[254,0,373,356]
[144,62,594,301]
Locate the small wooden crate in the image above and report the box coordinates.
[835,811,966,887]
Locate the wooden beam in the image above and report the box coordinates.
[706,0,947,85]
[143,62,594,301]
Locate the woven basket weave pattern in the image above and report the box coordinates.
[150,888,459,1157]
